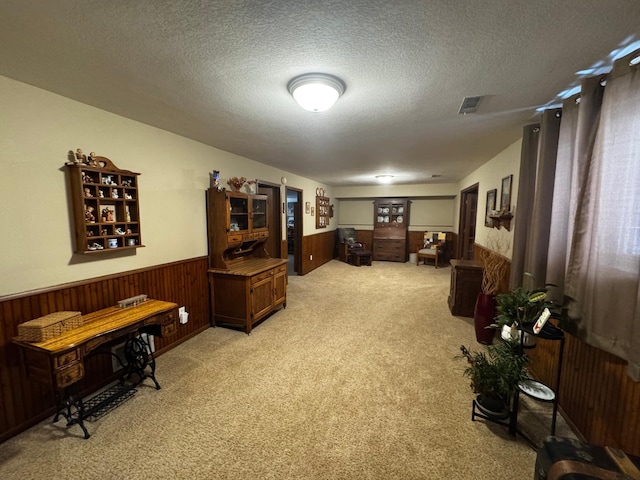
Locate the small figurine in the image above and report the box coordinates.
[102,175,114,185]
[82,172,94,183]
[85,206,95,223]
[125,193,132,199]
[121,179,132,187]
[101,207,114,222]
[115,227,125,235]
[88,242,104,251]
[112,190,119,199]
[75,148,86,164]
[99,189,105,198]
[228,176,247,192]
[101,228,108,236]
[210,170,222,190]
[87,152,100,167]
[84,188,93,197]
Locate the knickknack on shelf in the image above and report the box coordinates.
[66,149,143,253]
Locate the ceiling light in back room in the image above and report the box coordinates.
[288,73,346,112]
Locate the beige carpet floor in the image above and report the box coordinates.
[0,260,575,479]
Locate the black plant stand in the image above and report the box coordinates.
[471,321,565,449]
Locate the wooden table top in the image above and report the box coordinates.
[208,257,288,276]
[13,299,178,354]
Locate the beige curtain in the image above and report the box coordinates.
[546,76,606,303]
[560,50,640,381]
[513,48,640,380]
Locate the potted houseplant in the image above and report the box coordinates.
[459,340,529,416]
[491,282,556,347]
[474,239,509,344]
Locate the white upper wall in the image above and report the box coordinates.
[0,74,523,295]
[0,75,331,296]
[455,138,523,259]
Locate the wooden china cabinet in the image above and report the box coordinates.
[372,198,410,262]
[206,188,287,334]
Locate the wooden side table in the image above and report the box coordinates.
[447,259,483,317]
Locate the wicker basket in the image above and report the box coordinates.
[17,311,83,342]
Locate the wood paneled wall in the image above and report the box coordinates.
[4,247,639,454]
[300,230,336,275]
[473,243,640,455]
[0,256,210,443]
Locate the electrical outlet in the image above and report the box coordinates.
[179,306,189,324]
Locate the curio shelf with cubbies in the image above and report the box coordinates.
[66,155,144,254]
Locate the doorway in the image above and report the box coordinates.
[286,188,302,275]
[458,183,479,260]
[257,181,282,260]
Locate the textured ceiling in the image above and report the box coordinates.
[1,1,639,186]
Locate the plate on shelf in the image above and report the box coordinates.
[518,379,555,401]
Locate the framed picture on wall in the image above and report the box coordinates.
[500,175,513,212]
[485,188,497,227]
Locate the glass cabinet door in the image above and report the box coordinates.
[251,197,267,230]
[390,202,405,224]
[375,202,391,224]
[229,196,249,232]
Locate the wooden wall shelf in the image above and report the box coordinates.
[488,213,513,231]
[66,155,143,254]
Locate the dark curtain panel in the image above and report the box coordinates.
[522,109,561,290]
[509,124,539,290]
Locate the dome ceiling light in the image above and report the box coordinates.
[375,175,394,184]
[288,73,345,112]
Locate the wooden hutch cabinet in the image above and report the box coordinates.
[206,188,287,334]
[372,198,410,262]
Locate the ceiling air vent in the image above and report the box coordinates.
[458,96,482,114]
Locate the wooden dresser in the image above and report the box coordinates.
[372,198,410,262]
[206,188,287,333]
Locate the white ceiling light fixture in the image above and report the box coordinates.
[376,175,394,184]
[288,73,346,112]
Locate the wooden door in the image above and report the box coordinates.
[258,182,282,259]
[458,184,478,260]
[286,188,303,275]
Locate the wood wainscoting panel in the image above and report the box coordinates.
[300,230,335,275]
[528,329,640,456]
[354,230,373,250]
[0,256,210,443]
